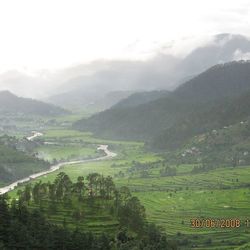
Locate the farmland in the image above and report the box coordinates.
[7,127,250,249]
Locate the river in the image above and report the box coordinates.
[0,131,117,195]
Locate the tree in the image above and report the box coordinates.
[73,176,85,201]
[54,172,72,200]
[23,184,31,204]
[105,176,115,199]
[32,181,42,204]
[0,195,10,245]
[87,173,100,198]
[118,196,146,233]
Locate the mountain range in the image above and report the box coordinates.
[1,34,250,112]
[74,61,250,151]
[47,34,250,110]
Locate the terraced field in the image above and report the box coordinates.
[28,198,119,235]
[8,128,250,249]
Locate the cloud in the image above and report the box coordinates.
[233,49,250,60]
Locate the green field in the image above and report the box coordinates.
[41,129,143,146]
[7,128,250,249]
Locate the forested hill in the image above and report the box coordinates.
[152,90,250,150]
[0,90,69,116]
[74,61,250,146]
[174,61,250,102]
[0,135,49,186]
[114,90,169,109]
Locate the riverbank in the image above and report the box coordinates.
[0,132,117,195]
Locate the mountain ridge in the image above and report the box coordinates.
[73,61,250,149]
[0,90,69,116]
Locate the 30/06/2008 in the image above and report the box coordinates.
[190,218,241,228]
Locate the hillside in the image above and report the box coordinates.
[180,119,250,168]
[152,90,250,150]
[74,61,250,145]
[74,93,199,140]
[174,61,250,102]
[0,91,69,116]
[0,172,175,249]
[0,135,49,186]
[114,90,169,109]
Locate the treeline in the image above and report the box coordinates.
[116,161,177,179]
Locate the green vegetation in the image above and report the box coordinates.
[0,135,49,186]
[0,172,176,249]
[74,61,250,151]
[41,129,143,146]
[114,90,169,109]
[17,172,147,234]
[3,59,250,249]
[8,129,250,249]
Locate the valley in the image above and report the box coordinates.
[1,1,250,247]
[2,115,250,249]
[1,61,250,249]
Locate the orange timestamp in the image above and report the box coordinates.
[190,218,241,228]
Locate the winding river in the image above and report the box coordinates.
[0,132,117,195]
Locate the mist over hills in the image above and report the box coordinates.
[47,90,135,111]
[1,34,250,111]
[47,34,250,110]
[74,61,250,150]
[0,90,69,116]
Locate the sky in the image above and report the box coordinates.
[0,0,250,73]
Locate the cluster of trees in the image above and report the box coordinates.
[17,172,146,233]
[0,195,111,249]
[0,172,178,249]
[0,194,177,249]
[21,172,117,204]
[159,166,177,177]
[115,161,180,179]
[126,161,163,179]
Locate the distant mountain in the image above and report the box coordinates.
[47,90,135,111]
[176,33,250,79]
[1,34,249,110]
[0,91,69,116]
[174,61,250,102]
[74,61,250,149]
[47,34,250,109]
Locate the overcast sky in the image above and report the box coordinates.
[0,0,250,72]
